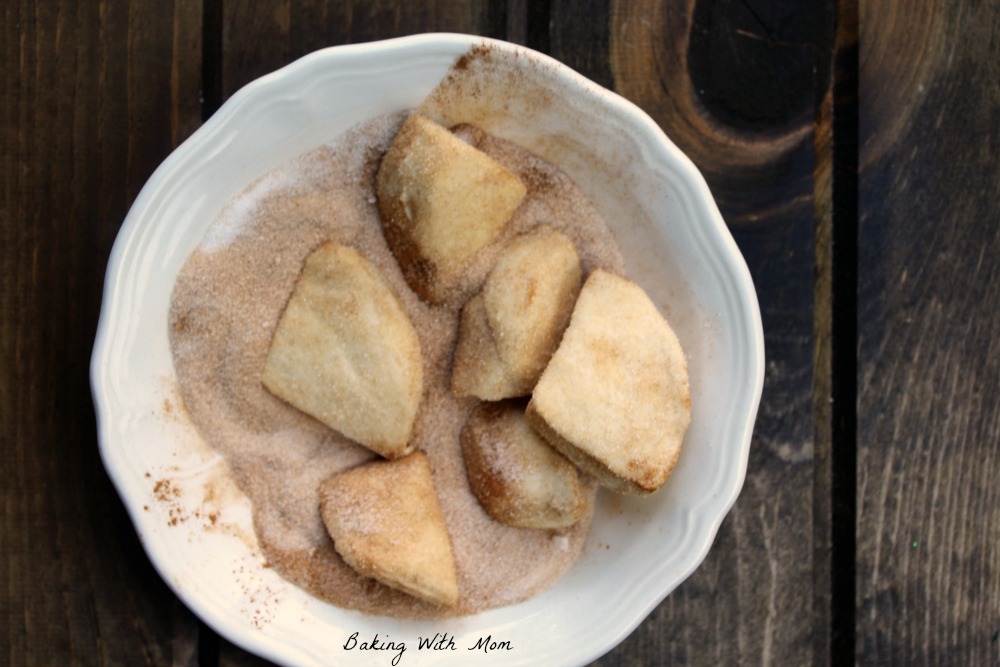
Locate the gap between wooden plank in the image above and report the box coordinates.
[196,619,219,667]
[525,0,551,54]
[202,0,223,121]
[830,0,858,664]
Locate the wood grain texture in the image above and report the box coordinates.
[857,0,1000,663]
[811,78,836,667]
[0,1,204,665]
[573,1,835,664]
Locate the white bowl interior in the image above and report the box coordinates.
[92,33,763,667]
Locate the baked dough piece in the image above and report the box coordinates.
[319,452,459,607]
[376,114,527,303]
[526,269,690,495]
[462,401,588,529]
[451,293,511,399]
[261,242,422,459]
[452,226,582,400]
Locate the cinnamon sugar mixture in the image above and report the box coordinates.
[168,113,624,618]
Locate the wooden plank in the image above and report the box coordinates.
[0,0,203,664]
[549,1,836,664]
[856,1,1000,663]
[216,0,509,103]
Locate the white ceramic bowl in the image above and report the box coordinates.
[92,33,763,666]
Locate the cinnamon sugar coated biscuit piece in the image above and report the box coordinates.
[462,401,589,529]
[483,226,582,391]
[261,242,422,459]
[526,269,691,495]
[453,225,582,400]
[376,114,527,303]
[451,293,514,399]
[319,452,459,607]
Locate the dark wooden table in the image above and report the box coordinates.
[3,1,999,665]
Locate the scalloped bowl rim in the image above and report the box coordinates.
[92,33,763,667]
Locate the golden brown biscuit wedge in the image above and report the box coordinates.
[526,269,690,495]
[319,452,459,607]
[462,401,588,529]
[376,114,527,303]
[483,226,582,388]
[261,242,422,459]
[452,226,582,400]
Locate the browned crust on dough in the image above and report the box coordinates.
[459,405,520,524]
[376,173,441,303]
[525,400,668,496]
[463,401,589,527]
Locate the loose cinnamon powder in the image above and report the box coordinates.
[168,112,625,618]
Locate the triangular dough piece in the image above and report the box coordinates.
[376,114,526,303]
[482,225,581,387]
[526,269,690,495]
[462,401,589,529]
[319,452,459,607]
[261,242,422,458]
[452,225,581,400]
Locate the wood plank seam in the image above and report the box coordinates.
[526,0,551,54]
[202,0,223,121]
[830,0,859,665]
